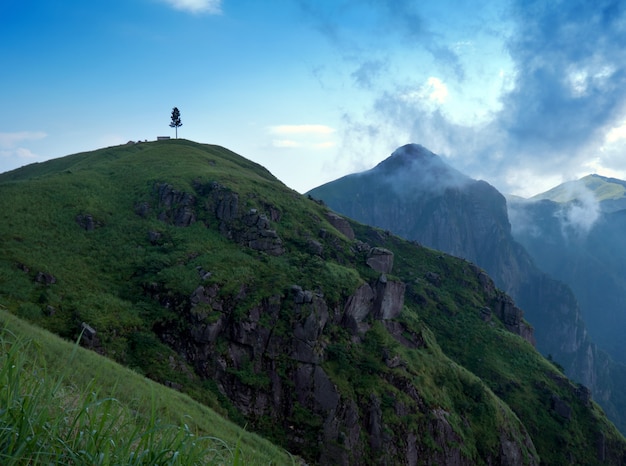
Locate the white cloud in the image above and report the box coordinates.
[13,147,38,159]
[554,183,600,238]
[272,139,301,148]
[313,141,336,149]
[269,124,335,135]
[604,121,626,144]
[160,0,222,14]
[0,147,39,163]
[426,77,448,103]
[268,125,336,150]
[0,131,47,148]
[400,77,448,105]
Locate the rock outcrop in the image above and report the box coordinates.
[155,276,537,466]
[307,143,622,432]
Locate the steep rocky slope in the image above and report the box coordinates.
[308,143,626,434]
[508,176,626,429]
[0,140,624,464]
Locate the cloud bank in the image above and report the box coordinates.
[0,131,46,165]
[160,0,222,14]
[301,0,626,196]
[0,131,47,149]
[268,124,336,150]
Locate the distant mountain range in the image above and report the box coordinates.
[308,144,626,434]
[509,174,626,364]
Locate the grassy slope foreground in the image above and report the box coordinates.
[0,308,293,465]
[0,140,624,464]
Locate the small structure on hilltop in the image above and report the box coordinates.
[157,136,171,141]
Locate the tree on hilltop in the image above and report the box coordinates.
[169,107,182,139]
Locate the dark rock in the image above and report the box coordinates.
[76,213,101,231]
[293,294,329,363]
[597,431,606,462]
[164,380,183,391]
[368,394,383,452]
[428,408,466,466]
[292,286,314,305]
[307,239,323,256]
[174,206,195,226]
[155,183,196,226]
[313,365,339,411]
[195,266,212,281]
[148,230,162,245]
[551,394,572,420]
[576,384,592,406]
[425,271,442,286]
[353,240,371,253]
[384,321,425,349]
[266,204,282,222]
[17,263,29,273]
[373,275,405,320]
[480,306,492,322]
[80,322,101,351]
[212,184,239,221]
[492,294,536,346]
[234,209,285,255]
[382,348,405,368]
[366,247,394,274]
[325,212,355,240]
[81,322,96,340]
[35,271,56,285]
[343,284,375,333]
[134,201,150,218]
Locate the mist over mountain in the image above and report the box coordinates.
[2,140,625,464]
[308,143,626,433]
[509,175,626,365]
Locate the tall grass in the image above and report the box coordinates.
[0,327,240,465]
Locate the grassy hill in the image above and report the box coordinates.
[0,139,625,464]
[531,174,626,212]
[0,307,294,465]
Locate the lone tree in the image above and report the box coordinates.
[169,107,182,138]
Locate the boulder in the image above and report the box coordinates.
[343,284,375,333]
[373,275,406,320]
[325,212,355,240]
[551,394,572,420]
[76,213,101,231]
[155,183,196,226]
[366,247,394,274]
[35,271,56,285]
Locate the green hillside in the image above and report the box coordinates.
[0,140,624,464]
[532,174,626,206]
[0,308,294,465]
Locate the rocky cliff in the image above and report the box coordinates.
[144,177,540,464]
[307,143,625,433]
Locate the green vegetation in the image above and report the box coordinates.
[0,309,294,465]
[532,173,626,203]
[0,139,624,464]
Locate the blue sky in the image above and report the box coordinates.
[2,0,626,196]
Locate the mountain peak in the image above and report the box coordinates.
[371,144,471,190]
[532,173,626,207]
[374,144,439,171]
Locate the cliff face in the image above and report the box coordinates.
[508,194,626,431]
[147,178,539,464]
[156,277,538,465]
[307,143,624,431]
